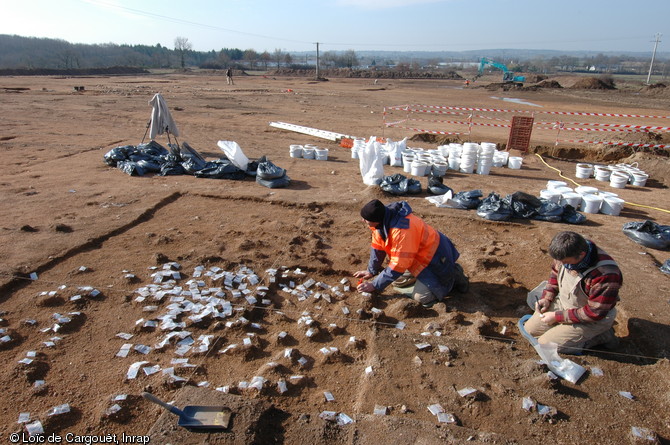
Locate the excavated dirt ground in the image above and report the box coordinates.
[1,73,669,444]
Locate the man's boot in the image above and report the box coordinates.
[454,264,469,293]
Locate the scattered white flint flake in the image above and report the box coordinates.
[126,361,149,379]
[18,358,33,365]
[522,397,536,412]
[537,404,553,416]
[30,272,38,281]
[631,427,657,441]
[143,365,161,376]
[324,391,335,402]
[277,380,288,394]
[116,332,134,340]
[319,411,337,421]
[114,394,127,401]
[427,404,444,415]
[415,343,431,350]
[249,376,266,390]
[47,403,71,416]
[373,405,388,415]
[34,380,45,388]
[215,386,230,393]
[18,412,31,423]
[619,391,635,400]
[395,321,406,330]
[106,404,122,415]
[457,387,478,398]
[133,344,152,355]
[337,413,354,425]
[341,306,350,315]
[590,367,604,377]
[26,420,44,435]
[437,412,457,424]
[438,345,450,354]
[197,381,210,388]
[365,366,374,376]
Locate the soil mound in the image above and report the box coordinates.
[535,80,562,88]
[570,77,616,90]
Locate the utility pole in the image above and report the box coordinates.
[315,42,320,81]
[646,33,662,85]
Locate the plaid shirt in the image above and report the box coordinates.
[541,243,622,323]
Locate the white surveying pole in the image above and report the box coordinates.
[646,33,662,85]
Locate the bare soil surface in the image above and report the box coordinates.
[1,73,669,444]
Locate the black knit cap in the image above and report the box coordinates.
[360,199,386,223]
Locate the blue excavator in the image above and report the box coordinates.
[475,57,525,85]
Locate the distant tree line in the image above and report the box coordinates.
[0,34,667,78]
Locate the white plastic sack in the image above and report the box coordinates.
[359,138,385,186]
[217,140,249,172]
[386,137,407,167]
[424,190,453,208]
[534,342,586,384]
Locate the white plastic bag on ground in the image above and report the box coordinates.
[359,137,385,185]
[217,140,249,172]
[385,137,407,167]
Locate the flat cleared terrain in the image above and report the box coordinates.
[1,72,669,444]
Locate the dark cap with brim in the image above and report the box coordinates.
[361,199,386,223]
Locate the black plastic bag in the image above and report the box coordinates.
[117,160,145,176]
[507,191,542,219]
[257,156,287,180]
[427,174,453,195]
[622,220,670,250]
[451,190,483,210]
[194,160,246,180]
[477,192,513,221]
[158,162,186,176]
[256,173,291,188]
[103,145,133,167]
[380,173,407,195]
[533,200,564,222]
[181,157,207,174]
[561,204,587,225]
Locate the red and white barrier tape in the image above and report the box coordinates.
[387,104,670,119]
[557,139,670,148]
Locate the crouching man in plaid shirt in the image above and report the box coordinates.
[525,231,622,354]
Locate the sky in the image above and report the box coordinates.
[1,0,668,54]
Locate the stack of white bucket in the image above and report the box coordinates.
[542,180,625,216]
[578,162,649,189]
[289,143,328,161]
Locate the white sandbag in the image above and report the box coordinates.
[359,138,385,185]
[217,140,249,172]
[385,137,407,167]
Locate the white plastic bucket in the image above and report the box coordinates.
[554,186,574,195]
[632,172,649,187]
[459,164,475,174]
[575,163,593,179]
[575,186,598,196]
[477,162,492,175]
[315,148,329,161]
[289,144,303,158]
[547,180,567,190]
[411,161,429,176]
[600,196,625,216]
[580,194,603,214]
[594,167,611,181]
[609,171,629,189]
[540,189,561,203]
[561,192,582,208]
[432,162,448,176]
[508,156,523,169]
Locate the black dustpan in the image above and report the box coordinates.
[142,392,231,430]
